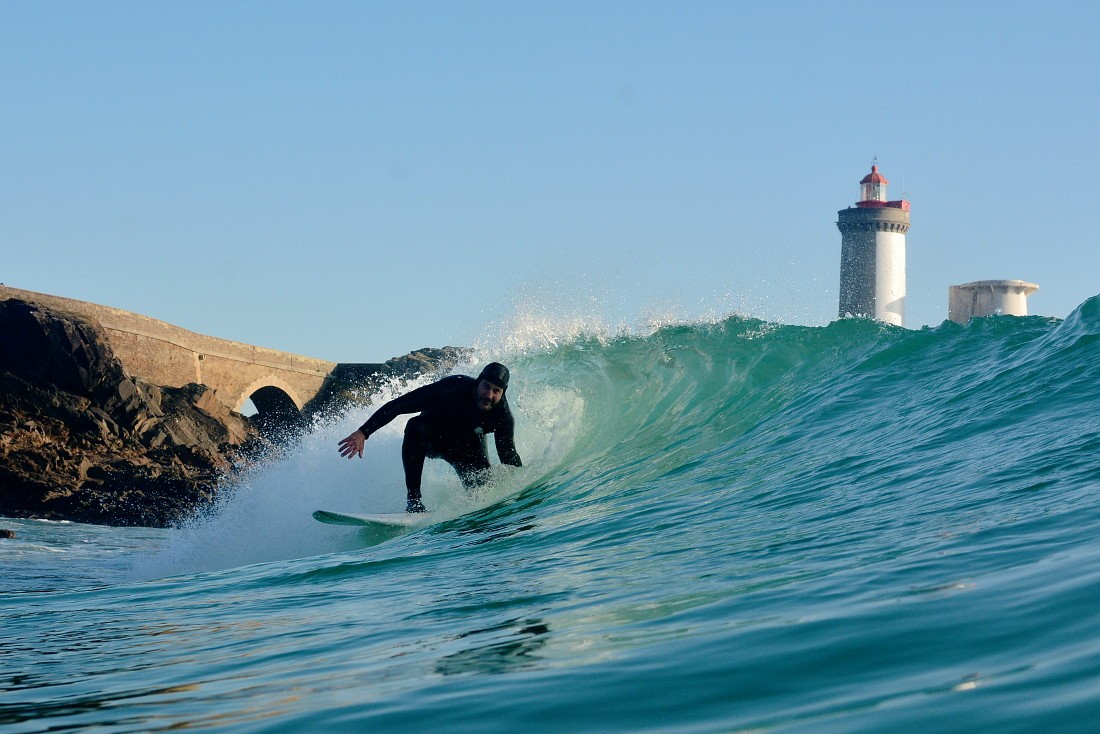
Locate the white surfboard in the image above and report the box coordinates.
[312,509,438,529]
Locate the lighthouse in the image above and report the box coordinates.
[836,165,911,326]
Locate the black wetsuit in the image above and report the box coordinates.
[357,375,522,501]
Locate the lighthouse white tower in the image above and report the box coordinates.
[836,165,911,326]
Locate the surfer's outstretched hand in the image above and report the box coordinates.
[338,430,365,459]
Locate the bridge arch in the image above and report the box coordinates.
[236,376,307,434]
[235,375,305,414]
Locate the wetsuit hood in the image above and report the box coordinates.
[477,362,510,391]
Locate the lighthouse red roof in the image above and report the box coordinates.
[860,165,888,185]
[854,163,909,211]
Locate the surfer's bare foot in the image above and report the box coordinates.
[406,499,426,513]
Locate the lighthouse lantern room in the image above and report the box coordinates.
[859,165,887,204]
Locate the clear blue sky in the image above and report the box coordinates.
[3,1,1097,362]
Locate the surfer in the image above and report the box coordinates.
[337,362,522,512]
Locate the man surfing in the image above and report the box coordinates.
[337,362,522,512]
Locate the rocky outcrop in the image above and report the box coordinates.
[0,298,263,526]
[304,347,470,423]
[0,298,469,527]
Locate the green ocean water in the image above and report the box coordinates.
[4,297,1100,732]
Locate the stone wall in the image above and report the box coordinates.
[0,286,336,412]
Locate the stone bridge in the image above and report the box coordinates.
[0,285,375,424]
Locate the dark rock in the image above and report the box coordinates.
[0,299,126,400]
[0,299,265,527]
[304,346,469,421]
[0,528,14,539]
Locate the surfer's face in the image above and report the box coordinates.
[475,380,504,411]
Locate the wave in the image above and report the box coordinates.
[130,294,1100,580]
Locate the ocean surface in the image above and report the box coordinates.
[4,297,1100,733]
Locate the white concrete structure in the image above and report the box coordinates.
[836,165,911,326]
[948,280,1040,323]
